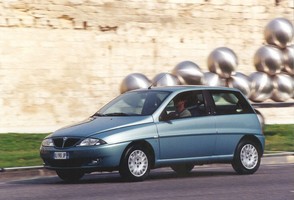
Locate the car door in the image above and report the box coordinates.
[208,90,258,156]
[155,90,217,161]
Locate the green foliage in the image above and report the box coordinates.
[0,133,49,168]
[264,124,294,152]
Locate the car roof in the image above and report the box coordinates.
[130,85,240,93]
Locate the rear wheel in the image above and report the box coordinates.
[56,169,84,182]
[232,140,261,175]
[119,145,151,181]
[171,164,194,176]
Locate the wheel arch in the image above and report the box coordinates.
[120,140,156,168]
[238,135,264,156]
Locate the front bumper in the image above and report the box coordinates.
[40,142,129,172]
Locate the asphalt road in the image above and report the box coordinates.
[0,164,293,200]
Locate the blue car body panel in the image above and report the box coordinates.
[214,113,263,156]
[53,116,155,138]
[156,116,216,159]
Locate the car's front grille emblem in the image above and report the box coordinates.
[62,137,68,148]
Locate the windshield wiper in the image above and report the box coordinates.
[92,112,106,117]
[104,112,129,116]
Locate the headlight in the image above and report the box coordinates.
[78,138,106,146]
[42,138,54,147]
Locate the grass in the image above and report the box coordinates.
[0,124,293,168]
[263,124,294,152]
[0,133,48,168]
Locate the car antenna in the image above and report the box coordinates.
[148,73,167,89]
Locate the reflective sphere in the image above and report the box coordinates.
[264,18,294,48]
[172,61,203,85]
[283,44,294,75]
[203,72,226,87]
[249,72,274,102]
[254,109,265,131]
[207,47,238,78]
[227,72,252,97]
[151,73,181,87]
[254,45,283,75]
[120,73,151,94]
[292,76,294,98]
[271,73,294,102]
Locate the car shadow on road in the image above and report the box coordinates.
[148,168,236,181]
[6,167,237,185]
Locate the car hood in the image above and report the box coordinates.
[52,116,154,138]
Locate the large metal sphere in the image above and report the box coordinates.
[292,76,294,98]
[254,109,265,131]
[151,73,181,86]
[271,73,294,102]
[283,44,294,75]
[172,61,203,85]
[264,18,294,48]
[207,47,238,79]
[203,72,226,87]
[227,72,252,98]
[254,45,283,75]
[249,72,274,102]
[120,73,151,94]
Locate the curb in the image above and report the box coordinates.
[1,152,293,173]
[263,151,294,157]
[0,165,43,172]
[261,152,294,165]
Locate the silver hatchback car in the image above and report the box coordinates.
[40,86,265,182]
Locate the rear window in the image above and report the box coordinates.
[210,90,254,115]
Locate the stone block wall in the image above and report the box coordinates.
[0,0,293,132]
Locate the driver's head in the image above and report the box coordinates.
[175,97,186,112]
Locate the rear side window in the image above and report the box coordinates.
[210,90,254,115]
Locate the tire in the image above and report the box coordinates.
[232,140,261,175]
[171,164,194,176]
[56,169,84,182]
[119,145,151,181]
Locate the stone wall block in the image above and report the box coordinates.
[0,17,7,26]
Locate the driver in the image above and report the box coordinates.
[174,98,191,118]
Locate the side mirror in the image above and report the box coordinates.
[159,111,177,121]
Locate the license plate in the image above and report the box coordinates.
[54,152,68,160]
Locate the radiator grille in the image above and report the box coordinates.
[53,138,81,148]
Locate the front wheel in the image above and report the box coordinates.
[56,169,84,182]
[119,145,151,181]
[232,140,261,175]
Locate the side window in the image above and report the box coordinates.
[141,92,167,115]
[160,91,207,120]
[210,91,254,115]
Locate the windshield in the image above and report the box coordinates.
[95,90,170,116]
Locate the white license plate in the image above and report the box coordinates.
[54,152,68,160]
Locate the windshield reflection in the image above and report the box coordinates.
[96,91,170,116]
